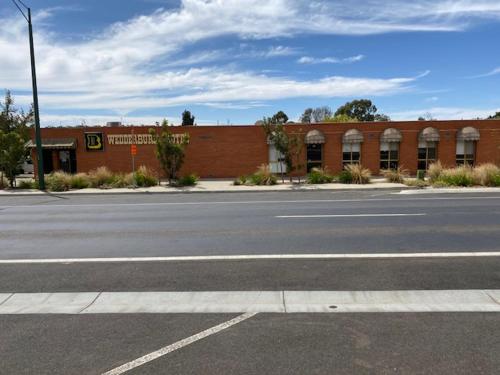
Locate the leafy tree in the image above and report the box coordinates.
[261,116,304,183]
[323,114,358,123]
[334,99,388,122]
[300,106,333,123]
[418,112,435,121]
[374,114,391,122]
[261,118,288,182]
[487,112,500,119]
[150,120,189,184]
[312,106,333,122]
[271,111,289,124]
[300,108,313,123]
[181,110,195,126]
[0,91,32,188]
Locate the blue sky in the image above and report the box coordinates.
[1,0,500,126]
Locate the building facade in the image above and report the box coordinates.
[30,120,500,178]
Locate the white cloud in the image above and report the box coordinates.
[297,55,365,65]
[467,67,500,79]
[2,0,498,122]
[391,106,499,120]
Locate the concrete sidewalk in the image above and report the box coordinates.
[2,179,500,196]
[0,179,408,196]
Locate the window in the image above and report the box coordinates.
[456,140,475,166]
[380,142,399,170]
[268,144,286,174]
[307,143,323,172]
[342,143,361,167]
[417,141,437,170]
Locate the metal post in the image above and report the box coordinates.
[27,8,45,190]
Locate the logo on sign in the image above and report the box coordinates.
[85,133,104,151]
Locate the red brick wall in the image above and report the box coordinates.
[32,120,500,178]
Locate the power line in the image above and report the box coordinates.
[11,0,28,22]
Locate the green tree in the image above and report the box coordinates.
[334,99,389,122]
[150,120,189,184]
[0,91,32,188]
[300,108,313,123]
[181,110,195,126]
[300,106,333,123]
[487,112,500,119]
[271,111,289,124]
[323,114,358,123]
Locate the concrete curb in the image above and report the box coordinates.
[0,185,411,197]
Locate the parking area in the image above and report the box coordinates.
[1,312,499,375]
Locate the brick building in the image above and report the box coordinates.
[30,120,500,178]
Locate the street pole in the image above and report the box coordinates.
[27,8,45,190]
[12,1,45,190]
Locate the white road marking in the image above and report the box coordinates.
[1,195,499,210]
[1,252,500,264]
[276,213,427,218]
[102,312,257,375]
[1,291,499,315]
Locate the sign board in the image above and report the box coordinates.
[107,133,189,145]
[131,144,137,156]
[85,133,104,151]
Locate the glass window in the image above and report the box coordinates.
[417,141,437,171]
[268,144,286,174]
[342,143,361,167]
[380,142,399,170]
[456,140,475,166]
[307,144,323,172]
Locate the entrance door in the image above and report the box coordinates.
[306,144,323,172]
[42,150,53,174]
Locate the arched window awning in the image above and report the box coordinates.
[457,127,480,141]
[380,128,402,143]
[305,130,325,144]
[418,127,440,142]
[343,129,364,144]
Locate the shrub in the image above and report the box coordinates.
[437,166,474,187]
[404,179,429,188]
[0,175,8,189]
[46,171,72,191]
[427,161,443,183]
[18,180,36,189]
[249,164,277,185]
[176,174,199,187]
[307,167,334,184]
[133,166,158,187]
[382,166,408,184]
[70,173,91,189]
[88,167,116,188]
[344,164,371,184]
[473,163,500,187]
[338,171,352,184]
[233,175,248,186]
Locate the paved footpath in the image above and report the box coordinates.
[0,190,499,374]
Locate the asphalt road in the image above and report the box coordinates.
[1,190,500,259]
[1,190,499,374]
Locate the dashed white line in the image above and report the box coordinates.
[101,312,257,375]
[276,213,427,218]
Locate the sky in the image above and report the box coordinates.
[1,0,500,126]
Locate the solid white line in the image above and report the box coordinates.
[1,195,499,210]
[276,213,427,218]
[1,252,500,264]
[102,312,257,375]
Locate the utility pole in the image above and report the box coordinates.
[12,0,45,189]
